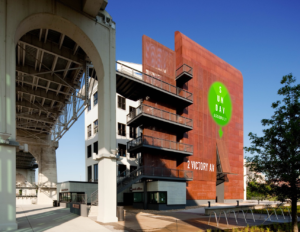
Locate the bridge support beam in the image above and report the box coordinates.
[29,144,58,205]
[96,21,117,223]
[0,0,18,229]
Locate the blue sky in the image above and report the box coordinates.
[55,0,300,182]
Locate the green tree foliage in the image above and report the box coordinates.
[247,181,272,202]
[244,74,300,232]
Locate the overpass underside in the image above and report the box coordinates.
[0,0,117,230]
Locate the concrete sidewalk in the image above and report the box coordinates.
[6,205,113,232]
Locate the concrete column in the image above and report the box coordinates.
[143,181,148,210]
[0,0,18,230]
[96,24,117,223]
[29,145,58,205]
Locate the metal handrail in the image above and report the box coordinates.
[117,166,193,188]
[116,62,193,101]
[176,64,193,78]
[91,189,98,206]
[127,135,193,153]
[127,104,193,127]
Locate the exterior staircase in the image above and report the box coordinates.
[88,205,98,218]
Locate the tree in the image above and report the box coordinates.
[246,181,272,203]
[244,74,300,232]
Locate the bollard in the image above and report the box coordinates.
[117,206,124,221]
[208,201,210,207]
[237,200,239,206]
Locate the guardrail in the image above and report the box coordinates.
[117,166,193,188]
[127,135,193,154]
[176,64,193,78]
[127,104,193,127]
[117,62,193,101]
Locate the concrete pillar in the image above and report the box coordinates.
[29,145,58,205]
[143,181,148,210]
[0,0,18,229]
[96,23,118,223]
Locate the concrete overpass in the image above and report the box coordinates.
[0,0,117,230]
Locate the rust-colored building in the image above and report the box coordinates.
[117,32,243,209]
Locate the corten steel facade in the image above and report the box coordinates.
[175,32,244,203]
[128,32,243,204]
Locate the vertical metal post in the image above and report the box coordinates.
[143,181,147,210]
[250,209,255,222]
[85,63,89,104]
[64,106,68,129]
[241,210,247,224]
[273,208,278,220]
[72,91,77,120]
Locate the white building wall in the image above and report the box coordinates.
[84,61,141,202]
[147,181,186,205]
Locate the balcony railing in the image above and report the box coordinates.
[176,64,193,78]
[127,135,193,154]
[118,166,193,186]
[117,62,193,101]
[127,104,193,128]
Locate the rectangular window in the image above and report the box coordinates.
[93,141,98,155]
[118,164,127,176]
[130,152,137,159]
[87,99,91,111]
[118,123,126,136]
[129,126,136,138]
[87,145,92,158]
[93,120,98,134]
[118,96,126,110]
[130,166,137,173]
[118,144,126,157]
[87,124,91,138]
[148,192,167,204]
[94,164,98,182]
[129,106,135,112]
[93,92,98,106]
[87,166,92,182]
[133,192,144,203]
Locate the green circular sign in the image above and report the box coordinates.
[208,82,232,137]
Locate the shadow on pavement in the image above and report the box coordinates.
[12,207,78,232]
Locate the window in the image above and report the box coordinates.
[93,141,98,155]
[94,120,98,134]
[118,96,126,110]
[87,99,91,111]
[129,106,136,117]
[129,106,135,112]
[118,144,126,157]
[118,164,127,176]
[94,164,98,182]
[93,92,98,106]
[148,192,167,204]
[130,152,137,159]
[87,124,91,138]
[130,166,137,173]
[129,126,136,138]
[118,123,126,136]
[87,145,92,158]
[87,166,92,182]
[133,192,144,203]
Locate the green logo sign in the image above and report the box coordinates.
[208,82,232,138]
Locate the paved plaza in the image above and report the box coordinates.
[11,205,112,232]
[4,202,297,232]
